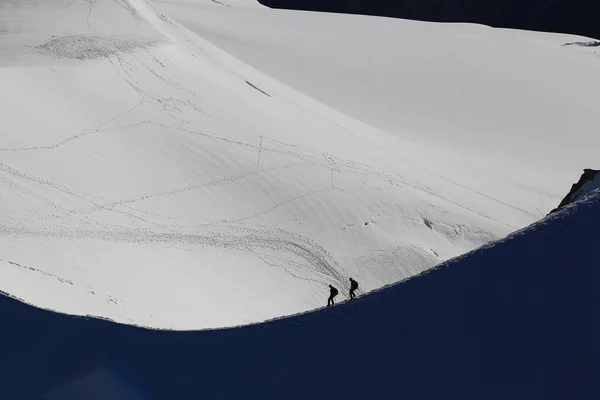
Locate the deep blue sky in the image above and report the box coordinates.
[259,0,600,40]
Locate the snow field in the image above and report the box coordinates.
[0,0,598,328]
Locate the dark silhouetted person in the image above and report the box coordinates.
[327,285,338,306]
[349,278,359,300]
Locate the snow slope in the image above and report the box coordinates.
[153,0,600,211]
[0,0,597,329]
[1,188,597,399]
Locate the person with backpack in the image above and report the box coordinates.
[327,284,338,306]
[349,278,359,300]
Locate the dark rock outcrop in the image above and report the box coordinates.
[259,0,600,40]
[549,169,599,214]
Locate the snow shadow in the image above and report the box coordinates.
[0,191,598,399]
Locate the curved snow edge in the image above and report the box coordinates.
[3,188,597,333]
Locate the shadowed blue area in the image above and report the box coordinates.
[1,191,598,400]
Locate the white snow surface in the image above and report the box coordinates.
[0,0,598,329]
[154,2,600,198]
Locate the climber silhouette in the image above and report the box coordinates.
[327,285,338,306]
[349,278,359,300]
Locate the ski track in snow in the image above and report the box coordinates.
[0,43,521,233]
[0,36,514,295]
[0,38,357,287]
[0,223,349,290]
